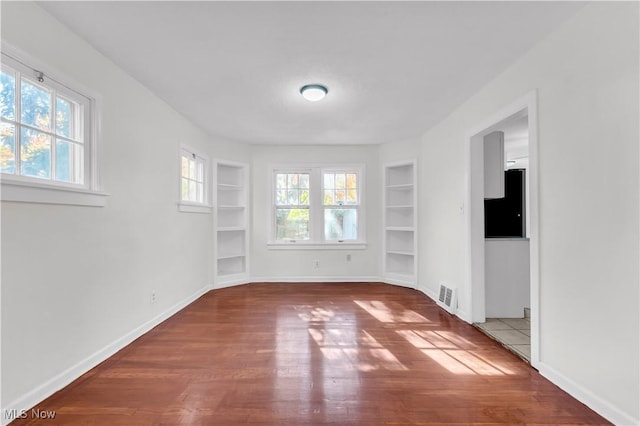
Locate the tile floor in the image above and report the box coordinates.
[475,314,531,362]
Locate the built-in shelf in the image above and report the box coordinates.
[215,161,249,284]
[383,160,417,286]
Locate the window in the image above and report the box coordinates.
[275,172,310,240]
[323,171,359,241]
[179,145,210,213]
[271,165,365,246]
[0,49,104,206]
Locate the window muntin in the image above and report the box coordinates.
[181,149,206,204]
[272,166,363,244]
[1,57,88,187]
[275,172,310,241]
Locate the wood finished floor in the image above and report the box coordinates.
[13,283,609,425]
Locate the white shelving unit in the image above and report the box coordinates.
[383,160,417,287]
[215,161,249,286]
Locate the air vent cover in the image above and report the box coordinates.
[437,283,457,314]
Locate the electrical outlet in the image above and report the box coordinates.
[151,291,157,304]
[346,254,351,262]
[314,260,320,268]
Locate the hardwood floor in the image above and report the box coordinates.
[13,283,609,425]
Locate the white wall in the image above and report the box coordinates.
[485,239,530,318]
[0,1,250,414]
[416,2,638,423]
[250,145,381,281]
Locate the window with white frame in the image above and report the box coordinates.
[322,170,359,241]
[180,147,207,205]
[275,172,310,240]
[0,49,104,206]
[1,52,94,189]
[272,166,364,245]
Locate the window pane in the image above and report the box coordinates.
[324,189,334,205]
[21,127,51,179]
[21,79,51,130]
[288,173,299,187]
[56,96,72,138]
[346,173,357,189]
[196,182,203,203]
[287,189,298,205]
[299,189,309,205]
[1,123,15,174]
[188,158,195,179]
[324,208,358,240]
[324,173,334,189]
[346,188,358,204]
[335,189,346,204]
[335,173,346,189]
[189,180,196,201]
[181,177,189,200]
[299,174,309,189]
[0,70,15,120]
[276,208,309,240]
[276,189,288,205]
[196,159,204,183]
[181,156,189,178]
[276,173,287,189]
[55,140,83,184]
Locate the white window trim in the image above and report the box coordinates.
[177,143,212,214]
[0,42,106,207]
[268,163,366,248]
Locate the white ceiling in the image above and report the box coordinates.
[39,1,584,146]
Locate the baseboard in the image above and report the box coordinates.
[213,278,250,289]
[1,285,211,426]
[382,277,416,288]
[537,361,638,426]
[249,275,381,283]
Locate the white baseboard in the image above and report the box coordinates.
[250,275,382,283]
[537,362,638,426]
[1,285,211,426]
[213,278,250,289]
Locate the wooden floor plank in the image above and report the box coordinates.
[11,283,610,425]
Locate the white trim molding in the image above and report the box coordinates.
[1,285,211,426]
[538,362,639,426]
[464,90,540,367]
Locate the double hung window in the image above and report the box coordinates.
[0,49,104,206]
[272,166,364,246]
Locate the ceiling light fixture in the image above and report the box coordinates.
[300,84,328,102]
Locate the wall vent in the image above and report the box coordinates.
[437,283,457,314]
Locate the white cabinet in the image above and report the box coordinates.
[383,160,417,286]
[215,161,249,285]
[484,131,505,199]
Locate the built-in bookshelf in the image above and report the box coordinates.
[383,160,417,286]
[215,161,249,285]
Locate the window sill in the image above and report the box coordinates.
[1,179,108,207]
[178,202,213,214]
[267,242,367,250]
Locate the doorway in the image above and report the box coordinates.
[466,91,539,368]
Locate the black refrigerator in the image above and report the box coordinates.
[485,169,526,238]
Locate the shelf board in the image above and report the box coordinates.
[386,250,414,256]
[386,183,413,190]
[386,204,413,209]
[217,227,245,232]
[217,253,246,260]
[386,226,414,232]
[217,183,243,190]
[218,205,245,209]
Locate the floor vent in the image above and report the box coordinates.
[437,283,457,314]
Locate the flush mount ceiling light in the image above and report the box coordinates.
[300,84,328,102]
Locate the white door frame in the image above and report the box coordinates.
[464,90,540,368]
